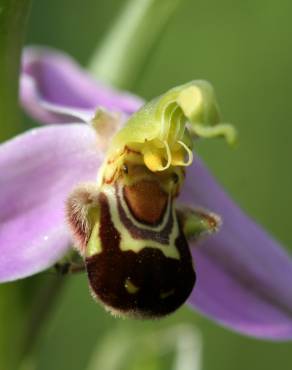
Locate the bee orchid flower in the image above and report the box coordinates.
[1,47,292,339]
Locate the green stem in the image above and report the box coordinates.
[0,284,27,370]
[89,0,183,90]
[19,275,66,366]
[0,0,31,141]
[19,249,83,366]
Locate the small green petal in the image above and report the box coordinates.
[177,205,222,242]
[106,80,237,173]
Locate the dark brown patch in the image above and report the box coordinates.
[85,192,196,318]
[124,180,168,225]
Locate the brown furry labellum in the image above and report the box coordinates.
[85,190,196,318]
[66,160,199,318]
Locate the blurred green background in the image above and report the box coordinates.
[1,0,292,369]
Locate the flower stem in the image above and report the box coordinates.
[19,249,83,364]
[0,0,32,141]
[89,0,183,90]
[20,275,66,364]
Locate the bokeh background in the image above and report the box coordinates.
[1,0,292,369]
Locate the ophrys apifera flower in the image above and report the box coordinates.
[1,47,292,339]
[66,80,231,318]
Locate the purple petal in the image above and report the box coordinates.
[181,160,292,340]
[20,47,143,123]
[0,124,102,282]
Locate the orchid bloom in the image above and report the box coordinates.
[1,47,292,339]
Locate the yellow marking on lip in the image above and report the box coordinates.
[160,289,175,299]
[86,223,102,257]
[125,278,140,294]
